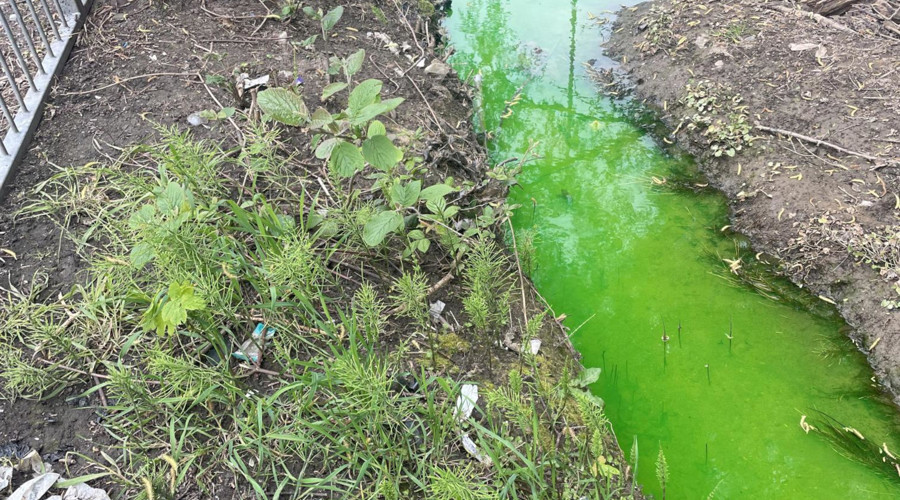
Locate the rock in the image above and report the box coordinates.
[695,34,710,49]
[424,59,451,78]
[790,42,819,51]
[707,44,732,58]
[715,60,725,69]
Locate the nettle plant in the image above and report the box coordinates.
[258,77,467,258]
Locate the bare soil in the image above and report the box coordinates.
[0,0,632,497]
[605,1,900,397]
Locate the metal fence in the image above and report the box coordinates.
[0,0,92,197]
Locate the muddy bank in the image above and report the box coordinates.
[604,1,900,395]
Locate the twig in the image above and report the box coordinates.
[506,218,529,327]
[754,124,890,166]
[61,72,197,96]
[199,1,272,20]
[92,374,109,407]
[768,5,856,33]
[427,268,455,295]
[391,0,426,75]
[198,72,245,146]
[406,74,446,134]
[36,357,161,385]
[388,258,458,316]
[369,54,401,94]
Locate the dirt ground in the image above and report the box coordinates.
[0,0,474,490]
[0,1,631,497]
[604,1,900,397]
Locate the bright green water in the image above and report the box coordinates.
[445,1,900,498]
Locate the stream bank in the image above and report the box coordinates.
[605,0,900,396]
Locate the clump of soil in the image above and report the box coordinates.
[604,1,900,396]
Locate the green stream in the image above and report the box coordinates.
[445,0,900,498]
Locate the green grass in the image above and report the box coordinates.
[1,119,633,498]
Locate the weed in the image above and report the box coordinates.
[428,464,494,499]
[657,446,669,499]
[715,20,754,44]
[638,5,675,54]
[679,80,754,157]
[354,282,386,343]
[392,268,431,329]
[303,5,343,39]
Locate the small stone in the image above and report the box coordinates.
[694,34,710,49]
[111,13,126,23]
[714,60,724,69]
[424,59,451,78]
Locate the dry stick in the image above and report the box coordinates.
[768,5,856,33]
[754,124,891,166]
[406,74,446,134]
[199,1,272,20]
[61,72,197,96]
[198,72,245,146]
[92,374,108,407]
[524,276,582,362]
[392,0,427,75]
[388,260,458,316]
[36,358,161,385]
[506,217,530,327]
[369,54,402,94]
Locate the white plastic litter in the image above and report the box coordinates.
[0,466,12,491]
[454,384,478,422]
[7,472,59,500]
[429,300,445,321]
[62,483,111,500]
[461,433,492,466]
[186,112,208,127]
[529,338,542,355]
[242,75,270,90]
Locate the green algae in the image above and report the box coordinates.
[445,0,900,497]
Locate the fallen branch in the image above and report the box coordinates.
[754,124,892,167]
[769,5,856,33]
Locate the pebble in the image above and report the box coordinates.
[424,59,451,78]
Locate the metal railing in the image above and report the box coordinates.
[0,0,92,197]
